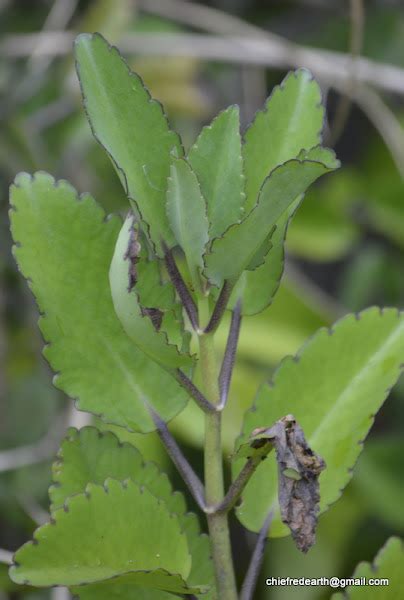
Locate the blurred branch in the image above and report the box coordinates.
[349,85,404,179]
[329,0,365,144]
[51,588,71,600]
[16,495,49,526]
[0,548,12,565]
[3,31,404,96]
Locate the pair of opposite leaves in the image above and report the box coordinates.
[75,34,339,372]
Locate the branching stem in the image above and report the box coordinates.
[162,242,199,330]
[149,408,207,511]
[219,299,242,408]
[204,280,233,333]
[175,369,216,413]
[198,297,238,600]
[214,453,264,514]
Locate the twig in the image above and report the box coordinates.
[213,453,264,514]
[0,548,13,565]
[240,510,274,600]
[329,0,365,144]
[204,281,233,334]
[218,300,242,409]
[175,369,216,413]
[3,32,404,96]
[150,408,207,511]
[162,243,199,331]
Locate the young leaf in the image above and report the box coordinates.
[10,479,193,591]
[243,68,324,211]
[10,172,189,433]
[331,537,404,599]
[188,105,245,238]
[233,307,404,537]
[75,33,183,254]
[205,149,339,287]
[228,200,299,315]
[109,213,194,369]
[166,157,209,288]
[49,427,215,597]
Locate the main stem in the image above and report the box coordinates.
[198,299,238,600]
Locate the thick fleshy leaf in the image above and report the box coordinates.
[355,437,404,530]
[10,172,189,433]
[49,427,215,598]
[331,537,404,599]
[243,68,324,212]
[10,479,191,589]
[166,157,209,288]
[188,105,245,238]
[75,33,183,254]
[205,148,339,286]
[233,307,404,537]
[228,200,299,315]
[109,213,193,369]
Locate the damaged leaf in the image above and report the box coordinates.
[109,212,194,370]
[233,308,404,538]
[236,415,325,552]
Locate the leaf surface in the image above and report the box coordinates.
[109,213,193,369]
[188,105,245,238]
[10,479,192,589]
[243,68,324,211]
[205,149,339,286]
[331,537,404,599]
[75,33,182,254]
[166,158,209,288]
[233,308,404,537]
[49,427,215,598]
[10,172,188,433]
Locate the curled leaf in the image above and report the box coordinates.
[243,415,325,552]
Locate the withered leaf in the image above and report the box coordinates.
[244,415,325,552]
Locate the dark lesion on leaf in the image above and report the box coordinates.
[124,213,164,331]
[251,415,325,553]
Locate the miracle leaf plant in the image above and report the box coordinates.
[5,33,404,600]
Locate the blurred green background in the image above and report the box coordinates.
[1,1,404,599]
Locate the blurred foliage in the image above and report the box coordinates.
[1,1,404,599]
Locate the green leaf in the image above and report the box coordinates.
[233,307,404,537]
[243,69,324,211]
[49,427,215,598]
[10,172,189,433]
[166,157,209,288]
[205,149,339,286]
[188,105,245,238]
[109,213,193,369]
[229,200,299,315]
[331,537,404,599]
[75,33,183,254]
[355,436,404,530]
[10,479,193,591]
